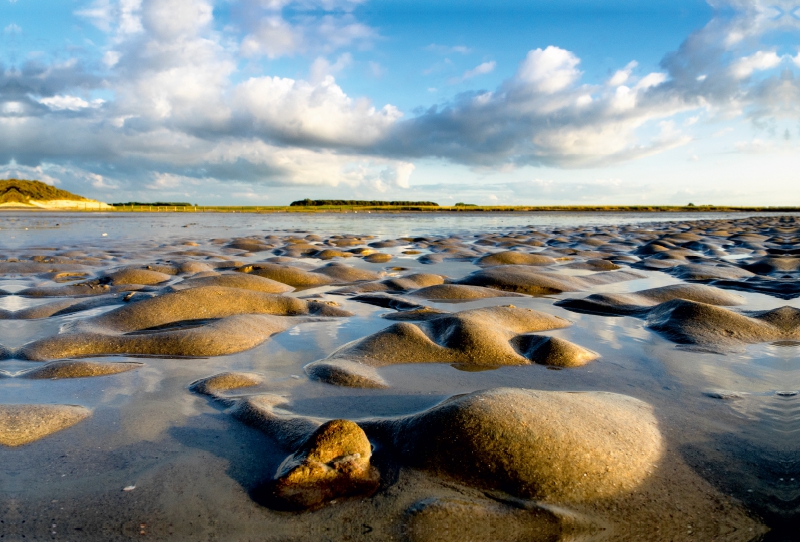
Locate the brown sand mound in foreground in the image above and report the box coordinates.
[556,284,746,316]
[19,286,352,360]
[364,388,662,502]
[0,404,91,446]
[225,388,661,504]
[305,306,596,388]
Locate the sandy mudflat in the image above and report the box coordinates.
[3,213,800,540]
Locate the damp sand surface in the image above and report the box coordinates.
[1,212,800,540]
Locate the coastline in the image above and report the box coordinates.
[8,204,800,213]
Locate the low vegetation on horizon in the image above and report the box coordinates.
[290,198,439,207]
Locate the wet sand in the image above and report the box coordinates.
[1,213,799,540]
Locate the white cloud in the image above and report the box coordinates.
[235,75,401,146]
[511,46,581,94]
[607,61,637,86]
[450,61,495,84]
[38,95,105,111]
[4,23,21,34]
[730,50,781,78]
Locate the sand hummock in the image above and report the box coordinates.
[305,306,596,387]
[0,404,91,446]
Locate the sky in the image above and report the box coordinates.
[0,0,798,205]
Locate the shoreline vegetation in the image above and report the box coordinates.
[2,181,797,213]
[67,203,800,213]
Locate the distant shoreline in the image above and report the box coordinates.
[2,204,799,214]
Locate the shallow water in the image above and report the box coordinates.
[1,211,799,540]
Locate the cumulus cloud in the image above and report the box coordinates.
[233,74,401,147]
[383,45,687,168]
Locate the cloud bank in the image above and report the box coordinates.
[0,0,797,202]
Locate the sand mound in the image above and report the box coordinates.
[189,372,263,396]
[22,360,143,379]
[238,263,335,287]
[743,256,800,276]
[20,313,312,360]
[15,282,142,298]
[408,284,526,301]
[666,264,755,281]
[645,300,800,348]
[312,262,383,282]
[476,251,557,267]
[232,389,662,504]
[0,294,127,320]
[89,286,351,332]
[175,273,294,294]
[263,419,380,510]
[457,266,643,295]
[104,268,172,285]
[306,306,593,387]
[332,273,445,294]
[0,404,91,446]
[313,249,353,260]
[556,284,745,316]
[365,388,662,502]
[364,253,392,263]
[19,286,352,360]
[511,335,598,367]
[350,293,425,310]
[226,239,274,252]
[177,261,215,274]
[562,259,621,271]
[382,307,451,321]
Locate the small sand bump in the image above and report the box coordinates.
[0,404,91,447]
[363,253,392,263]
[175,273,294,294]
[238,263,336,287]
[189,372,264,396]
[408,284,526,301]
[104,268,172,285]
[22,360,143,379]
[557,284,746,316]
[476,251,557,267]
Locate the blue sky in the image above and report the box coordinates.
[1,0,798,205]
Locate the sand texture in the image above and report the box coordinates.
[2,214,797,539]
